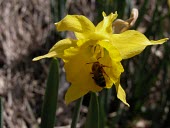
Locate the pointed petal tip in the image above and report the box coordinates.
[118,95,130,107]
[150,37,169,45]
[54,22,58,26]
[32,54,49,61]
[102,11,118,17]
[161,37,169,42]
[32,58,38,61]
[65,100,69,105]
[165,38,169,41]
[125,102,130,107]
[32,56,44,61]
[65,94,72,105]
[54,22,59,30]
[102,11,106,17]
[32,52,57,61]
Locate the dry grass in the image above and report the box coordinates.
[0,0,51,65]
[0,0,96,127]
[0,0,51,127]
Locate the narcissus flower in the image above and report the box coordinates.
[33,12,168,107]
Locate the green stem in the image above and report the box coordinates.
[71,97,83,128]
[85,92,99,128]
[40,58,59,128]
[0,98,2,128]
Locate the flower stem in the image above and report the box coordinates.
[85,92,99,128]
[40,58,59,128]
[0,97,2,128]
[71,97,83,128]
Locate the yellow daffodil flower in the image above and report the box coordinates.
[33,12,168,107]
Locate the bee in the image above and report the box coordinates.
[87,61,109,87]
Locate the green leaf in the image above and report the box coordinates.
[0,97,2,128]
[71,97,83,128]
[85,92,99,128]
[40,58,59,128]
[50,0,66,22]
[98,89,111,128]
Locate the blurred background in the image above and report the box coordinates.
[0,0,170,127]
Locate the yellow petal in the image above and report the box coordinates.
[111,30,168,59]
[33,51,57,61]
[75,31,111,40]
[99,57,124,88]
[168,0,170,8]
[96,12,118,34]
[55,14,95,35]
[98,40,122,62]
[65,81,101,105]
[62,40,89,61]
[64,45,102,104]
[65,65,102,104]
[74,12,118,40]
[150,38,169,45]
[64,43,101,88]
[55,14,97,40]
[108,61,124,87]
[33,39,77,61]
[96,41,124,88]
[65,83,89,104]
[115,81,129,107]
[63,45,91,81]
[73,12,118,40]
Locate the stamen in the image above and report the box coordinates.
[91,44,105,59]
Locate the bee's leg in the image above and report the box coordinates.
[97,57,101,60]
[100,67,110,78]
[103,70,109,78]
[87,57,101,63]
[86,62,93,64]
[101,64,111,68]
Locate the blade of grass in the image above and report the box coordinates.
[40,58,59,128]
[50,0,66,22]
[0,98,2,128]
[98,90,108,128]
[85,92,99,128]
[50,0,59,22]
[71,97,83,128]
[134,0,149,29]
[58,0,66,20]
[50,0,66,38]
